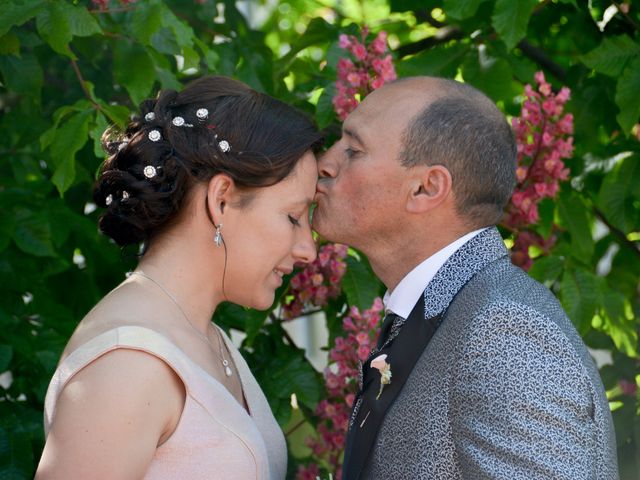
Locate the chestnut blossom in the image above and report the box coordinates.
[333,28,397,120]
[297,299,384,479]
[505,71,574,270]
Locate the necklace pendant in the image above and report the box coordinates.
[223,359,232,377]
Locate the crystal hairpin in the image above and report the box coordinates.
[145,112,156,122]
[148,130,161,142]
[105,194,113,206]
[196,108,208,120]
[172,116,193,128]
[118,141,129,151]
[122,190,130,201]
[218,140,230,152]
[143,165,157,179]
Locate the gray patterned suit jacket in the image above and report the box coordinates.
[357,227,618,479]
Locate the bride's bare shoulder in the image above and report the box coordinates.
[60,279,162,361]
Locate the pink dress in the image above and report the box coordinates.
[43,326,287,479]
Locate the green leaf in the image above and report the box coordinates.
[156,68,182,91]
[444,0,488,20]
[0,211,15,253]
[65,3,101,37]
[491,0,537,51]
[0,32,20,55]
[49,110,93,195]
[90,112,109,159]
[98,103,130,129]
[528,255,564,284]
[36,2,73,57]
[159,2,194,49]
[0,0,46,37]
[315,83,336,129]
[342,255,382,311]
[0,53,43,101]
[276,17,335,72]
[601,290,637,358]
[12,208,55,257]
[266,354,322,410]
[114,43,156,105]
[131,1,163,46]
[580,35,640,77]
[0,428,33,480]
[0,345,12,371]
[397,43,470,77]
[615,57,640,135]
[536,198,555,239]
[560,267,599,334]
[557,192,594,262]
[461,49,515,103]
[597,155,640,233]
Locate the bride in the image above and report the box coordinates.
[36,76,322,479]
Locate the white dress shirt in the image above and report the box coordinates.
[383,228,487,318]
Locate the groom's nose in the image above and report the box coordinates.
[317,147,338,180]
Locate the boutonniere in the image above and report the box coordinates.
[371,354,392,400]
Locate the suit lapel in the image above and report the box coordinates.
[342,298,442,480]
[341,227,509,479]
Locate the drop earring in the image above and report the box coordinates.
[214,223,223,247]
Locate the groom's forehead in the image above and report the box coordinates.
[348,88,427,142]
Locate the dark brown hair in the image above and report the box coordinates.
[93,76,323,246]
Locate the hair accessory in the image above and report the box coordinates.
[122,190,130,201]
[196,108,209,120]
[214,223,223,247]
[105,194,113,206]
[172,116,185,127]
[218,140,230,153]
[118,141,129,151]
[144,112,156,122]
[148,130,161,142]
[143,165,158,179]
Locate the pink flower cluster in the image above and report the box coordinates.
[505,71,574,270]
[333,27,397,120]
[297,299,384,480]
[283,244,349,319]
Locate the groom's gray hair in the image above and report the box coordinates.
[398,77,517,226]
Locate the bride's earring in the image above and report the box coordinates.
[214,223,223,247]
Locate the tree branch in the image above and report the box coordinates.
[396,25,463,58]
[592,206,640,257]
[70,54,101,112]
[516,40,567,81]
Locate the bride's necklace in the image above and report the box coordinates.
[130,270,234,377]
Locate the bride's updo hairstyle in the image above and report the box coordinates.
[93,76,323,246]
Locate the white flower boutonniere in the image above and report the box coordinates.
[371,354,392,400]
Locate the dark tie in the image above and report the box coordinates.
[376,311,402,349]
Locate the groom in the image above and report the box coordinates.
[313,77,618,479]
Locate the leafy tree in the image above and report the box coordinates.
[0,1,638,478]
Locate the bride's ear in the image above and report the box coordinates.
[205,174,235,224]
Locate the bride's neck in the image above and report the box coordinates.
[135,231,225,332]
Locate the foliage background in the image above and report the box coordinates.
[0,0,638,478]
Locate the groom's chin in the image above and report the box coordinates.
[311,208,335,242]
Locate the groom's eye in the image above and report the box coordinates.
[345,147,359,158]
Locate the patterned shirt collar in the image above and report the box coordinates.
[383,228,487,318]
[422,226,508,319]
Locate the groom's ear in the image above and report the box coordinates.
[406,165,452,214]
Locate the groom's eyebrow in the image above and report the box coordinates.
[343,127,364,146]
